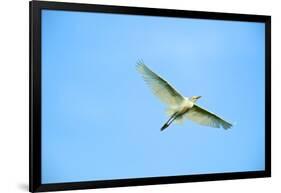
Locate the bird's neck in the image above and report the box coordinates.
[190,99,197,103]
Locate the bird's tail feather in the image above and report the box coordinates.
[174,115,184,124]
[165,107,177,116]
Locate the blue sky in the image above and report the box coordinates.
[41,10,265,184]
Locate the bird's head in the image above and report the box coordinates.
[190,96,202,103]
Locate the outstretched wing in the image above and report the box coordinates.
[136,61,184,106]
[185,104,232,129]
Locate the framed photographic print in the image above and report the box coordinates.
[30,1,271,192]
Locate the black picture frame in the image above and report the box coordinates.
[29,1,271,192]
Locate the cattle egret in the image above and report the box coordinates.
[136,61,233,131]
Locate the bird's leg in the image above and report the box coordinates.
[161,112,178,131]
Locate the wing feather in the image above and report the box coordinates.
[185,104,232,129]
[136,61,184,106]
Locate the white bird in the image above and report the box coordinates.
[136,61,232,131]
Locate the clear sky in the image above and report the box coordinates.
[41,10,265,184]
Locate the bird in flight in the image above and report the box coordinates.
[136,61,233,131]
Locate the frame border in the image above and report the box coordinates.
[30,1,271,192]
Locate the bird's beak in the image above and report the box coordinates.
[196,96,202,99]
